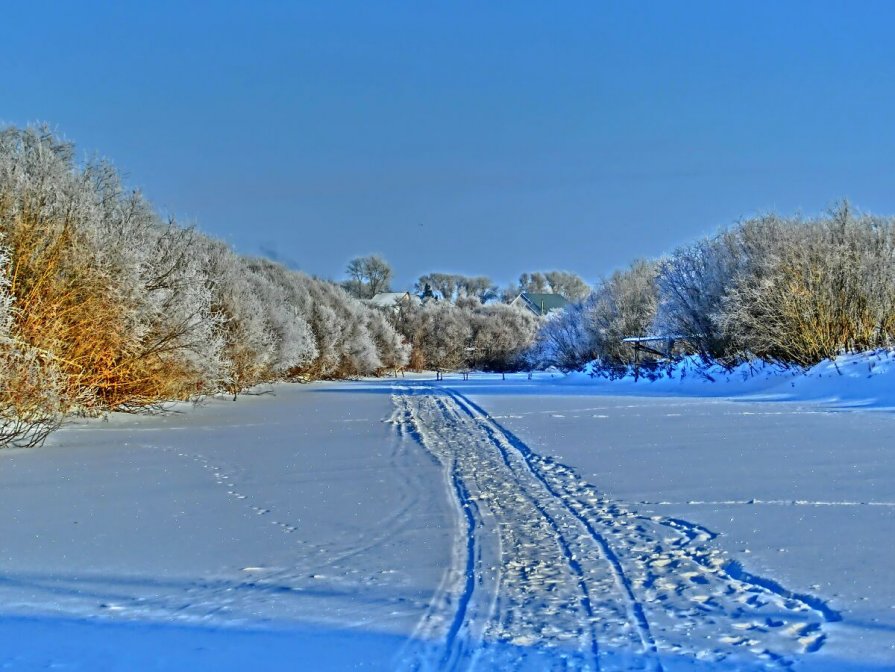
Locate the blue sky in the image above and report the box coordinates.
[3,1,895,289]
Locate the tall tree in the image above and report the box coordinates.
[343,255,393,299]
[503,270,591,302]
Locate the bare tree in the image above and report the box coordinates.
[343,255,392,299]
[654,231,742,361]
[543,271,591,301]
[503,270,591,302]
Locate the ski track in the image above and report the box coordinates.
[392,383,838,672]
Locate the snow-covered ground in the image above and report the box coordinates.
[0,384,455,670]
[2,354,894,670]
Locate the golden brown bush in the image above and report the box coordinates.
[3,207,198,412]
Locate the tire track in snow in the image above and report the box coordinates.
[394,384,836,671]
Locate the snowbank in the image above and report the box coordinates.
[561,350,895,410]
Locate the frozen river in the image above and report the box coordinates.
[0,376,892,670]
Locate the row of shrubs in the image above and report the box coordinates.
[0,126,409,447]
[6,125,894,444]
[534,203,895,375]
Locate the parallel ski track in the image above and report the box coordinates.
[394,382,838,672]
[393,384,659,671]
[444,387,662,671]
[435,394,604,670]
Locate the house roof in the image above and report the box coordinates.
[511,292,570,316]
[369,292,421,308]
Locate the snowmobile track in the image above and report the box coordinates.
[392,383,835,671]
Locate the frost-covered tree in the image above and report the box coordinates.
[248,258,406,377]
[365,307,412,372]
[244,264,317,377]
[587,260,659,371]
[530,301,599,371]
[531,260,658,375]
[542,271,591,301]
[653,232,742,361]
[415,273,496,304]
[0,126,225,407]
[0,223,66,447]
[470,304,539,372]
[343,255,392,299]
[387,299,536,373]
[0,239,11,342]
[196,240,277,392]
[0,124,410,444]
[403,302,473,371]
[502,270,590,302]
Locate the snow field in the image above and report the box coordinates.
[0,384,454,670]
[1,366,893,671]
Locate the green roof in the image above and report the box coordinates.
[517,292,569,315]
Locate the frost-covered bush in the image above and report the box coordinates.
[388,301,537,373]
[718,206,895,366]
[401,302,474,371]
[586,260,659,374]
[470,304,539,372]
[246,258,407,378]
[76,161,226,397]
[0,125,224,409]
[0,124,411,445]
[0,235,66,447]
[365,307,411,372]
[534,204,895,374]
[528,260,658,374]
[654,232,742,361]
[0,240,11,340]
[244,263,317,377]
[530,301,598,371]
[197,239,277,392]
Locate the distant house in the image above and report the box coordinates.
[369,292,422,312]
[511,292,570,316]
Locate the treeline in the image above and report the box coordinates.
[342,263,584,373]
[535,204,895,375]
[0,126,408,447]
[7,125,892,445]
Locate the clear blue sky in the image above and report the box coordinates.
[3,1,895,289]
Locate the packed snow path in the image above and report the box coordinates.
[391,384,837,671]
